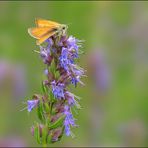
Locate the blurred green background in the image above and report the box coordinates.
[0,1,148,147]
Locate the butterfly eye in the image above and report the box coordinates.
[63,25,67,30]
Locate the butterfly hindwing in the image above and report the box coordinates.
[36,31,56,45]
[28,27,57,39]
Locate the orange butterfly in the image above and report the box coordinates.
[28,18,67,45]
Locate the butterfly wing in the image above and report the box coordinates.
[36,31,56,45]
[28,27,57,38]
[35,18,60,27]
[28,26,58,45]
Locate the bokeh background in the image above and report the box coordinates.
[0,1,148,147]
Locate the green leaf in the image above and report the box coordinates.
[41,126,48,145]
[49,115,65,129]
[41,81,46,94]
[34,123,41,144]
[47,132,52,144]
[44,102,50,113]
[50,104,56,115]
[37,102,45,122]
[46,117,51,126]
[54,70,60,79]
[50,59,56,74]
[49,90,53,100]
[49,90,56,105]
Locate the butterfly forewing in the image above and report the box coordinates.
[28,26,57,39]
[35,18,60,27]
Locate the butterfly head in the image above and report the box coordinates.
[59,24,68,35]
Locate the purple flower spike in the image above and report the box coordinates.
[27,99,39,112]
[27,19,85,143]
[51,80,65,99]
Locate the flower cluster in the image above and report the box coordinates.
[27,27,85,145]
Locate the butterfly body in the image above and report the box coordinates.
[28,18,67,45]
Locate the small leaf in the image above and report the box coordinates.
[50,104,56,115]
[37,102,45,122]
[41,81,46,94]
[47,132,52,144]
[49,116,65,129]
[50,59,56,74]
[46,117,51,126]
[49,89,56,103]
[44,102,50,113]
[41,126,48,145]
[55,70,60,79]
[34,123,41,144]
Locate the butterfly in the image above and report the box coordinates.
[28,18,67,45]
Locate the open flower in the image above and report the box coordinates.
[59,47,70,71]
[27,99,39,112]
[51,80,65,99]
[67,36,82,58]
[40,46,52,65]
[67,36,79,50]
[70,64,85,86]
[45,38,53,48]
[64,105,76,137]
[65,91,81,109]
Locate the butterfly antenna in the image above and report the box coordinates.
[66,22,72,26]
